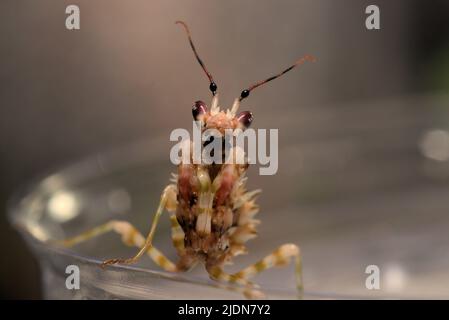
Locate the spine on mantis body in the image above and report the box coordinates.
[225,176,261,261]
[172,163,261,260]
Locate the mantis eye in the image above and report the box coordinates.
[192,101,208,120]
[237,111,253,128]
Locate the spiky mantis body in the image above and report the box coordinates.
[174,97,261,272]
[58,21,314,299]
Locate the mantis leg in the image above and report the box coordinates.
[206,265,265,299]
[58,184,180,271]
[59,219,179,272]
[232,243,303,294]
[101,184,177,267]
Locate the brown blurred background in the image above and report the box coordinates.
[0,0,448,299]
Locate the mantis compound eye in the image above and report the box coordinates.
[192,101,208,120]
[237,111,253,129]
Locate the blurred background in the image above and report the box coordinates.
[1,0,449,299]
